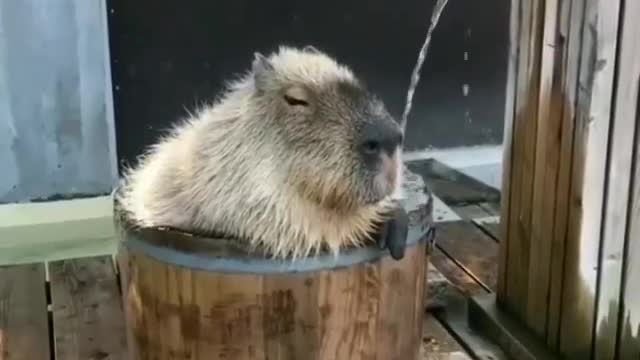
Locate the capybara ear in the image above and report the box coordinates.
[302,45,321,54]
[252,51,275,91]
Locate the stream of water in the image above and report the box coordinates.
[400,0,451,133]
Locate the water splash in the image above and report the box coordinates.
[400,0,451,133]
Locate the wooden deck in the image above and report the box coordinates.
[0,255,127,359]
[0,159,505,360]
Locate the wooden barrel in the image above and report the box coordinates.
[113,172,434,360]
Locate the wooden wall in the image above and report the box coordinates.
[497,0,640,358]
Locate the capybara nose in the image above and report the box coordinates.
[359,121,403,157]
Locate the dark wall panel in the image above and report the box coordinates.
[107,0,510,169]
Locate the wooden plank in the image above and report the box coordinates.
[432,196,463,223]
[451,204,494,220]
[0,235,116,268]
[436,221,498,293]
[617,26,640,357]
[526,0,562,337]
[433,286,508,360]
[49,255,127,359]
[406,159,501,207]
[413,244,428,358]
[375,244,425,360]
[162,255,201,358]
[618,163,640,359]
[473,219,500,242]
[497,0,522,302]
[0,263,50,360]
[426,261,462,311]
[512,0,545,320]
[477,202,501,217]
[468,294,562,360]
[593,0,640,358]
[559,0,622,358]
[430,247,486,297]
[504,0,544,320]
[421,315,471,360]
[0,196,115,266]
[546,0,584,348]
[262,272,320,358]
[426,239,493,360]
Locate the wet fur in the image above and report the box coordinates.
[117,46,404,259]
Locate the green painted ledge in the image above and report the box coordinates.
[0,196,116,266]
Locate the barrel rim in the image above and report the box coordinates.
[112,185,433,274]
[120,225,430,274]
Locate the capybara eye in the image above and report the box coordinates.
[283,94,309,107]
[362,140,381,154]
